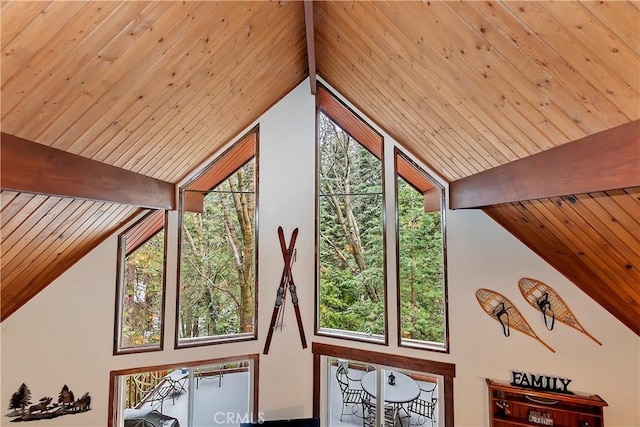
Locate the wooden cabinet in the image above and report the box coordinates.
[487,379,607,427]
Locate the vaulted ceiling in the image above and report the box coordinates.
[1,1,638,334]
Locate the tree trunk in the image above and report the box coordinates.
[220,163,255,333]
[320,127,378,303]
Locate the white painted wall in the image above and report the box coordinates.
[2,80,638,427]
[446,208,639,426]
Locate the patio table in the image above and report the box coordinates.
[360,371,420,404]
[361,371,420,426]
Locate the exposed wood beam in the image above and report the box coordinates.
[1,133,176,209]
[304,0,317,95]
[450,120,640,209]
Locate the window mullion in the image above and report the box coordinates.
[376,367,383,427]
[384,136,399,351]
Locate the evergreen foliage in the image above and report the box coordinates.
[318,113,385,335]
[397,178,445,343]
[179,161,256,339]
[318,112,446,343]
[119,114,445,346]
[121,232,164,348]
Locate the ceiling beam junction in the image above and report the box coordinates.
[304,0,317,95]
[449,120,640,209]
[1,133,176,210]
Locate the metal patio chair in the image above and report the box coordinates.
[407,383,437,425]
[362,395,401,427]
[336,363,365,421]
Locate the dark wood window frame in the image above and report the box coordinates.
[108,353,260,427]
[175,126,259,349]
[315,84,389,345]
[113,209,168,355]
[394,149,450,354]
[312,342,455,427]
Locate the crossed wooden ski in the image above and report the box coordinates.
[263,226,307,354]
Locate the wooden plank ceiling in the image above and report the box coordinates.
[1,1,307,319]
[1,1,638,334]
[485,188,640,336]
[314,0,639,335]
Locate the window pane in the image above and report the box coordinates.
[118,360,254,427]
[192,362,252,426]
[397,172,446,348]
[116,211,166,353]
[324,356,442,427]
[179,160,256,343]
[318,195,384,336]
[318,112,385,339]
[379,366,440,426]
[327,358,373,426]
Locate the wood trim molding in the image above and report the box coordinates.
[396,153,435,194]
[450,120,640,209]
[394,149,442,214]
[304,0,317,95]
[122,210,165,256]
[311,343,455,378]
[1,133,175,209]
[180,128,256,212]
[183,191,205,213]
[443,375,454,424]
[317,84,383,159]
[423,188,441,213]
[183,131,256,192]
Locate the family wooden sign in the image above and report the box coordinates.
[510,370,573,394]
